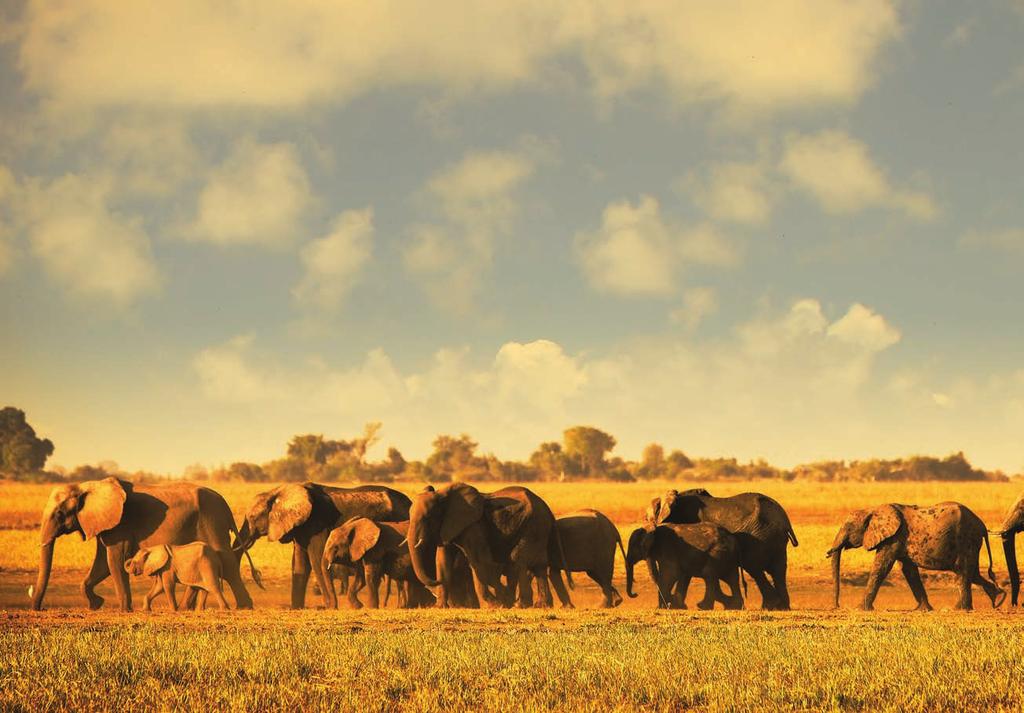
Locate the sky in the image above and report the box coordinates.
[1,0,1023,474]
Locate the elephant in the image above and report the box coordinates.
[624,524,744,609]
[31,477,254,612]
[233,482,411,609]
[995,493,1024,605]
[323,518,435,608]
[407,483,568,608]
[125,542,229,611]
[548,509,625,608]
[826,502,1005,611]
[647,488,797,610]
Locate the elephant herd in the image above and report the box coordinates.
[26,476,1024,613]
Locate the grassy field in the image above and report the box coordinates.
[3,479,1024,710]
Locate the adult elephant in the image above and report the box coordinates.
[31,477,253,612]
[407,483,564,608]
[827,502,1004,611]
[233,483,410,609]
[647,488,797,610]
[996,493,1024,605]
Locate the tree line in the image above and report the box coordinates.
[0,406,1015,484]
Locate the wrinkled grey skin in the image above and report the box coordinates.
[548,509,625,608]
[125,542,229,611]
[996,493,1024,605]
[407,483,565,608]
[647,488,797,610]
[624,524,744,610]
[234,483,411,609]
[32,478,252,612]
[827,502,1004,611]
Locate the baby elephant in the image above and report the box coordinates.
[125,542,229,611]
[625,524,744,610]
[323,518,435,609]
[548,509,626,608]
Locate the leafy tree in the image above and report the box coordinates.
[529,441,572,481]
[427,434,483,481]
[0,407,55,476]
[562,426,616,477]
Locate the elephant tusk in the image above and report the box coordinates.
[397,537,408,548]
[27,585,34,599]
[413,537,424,549]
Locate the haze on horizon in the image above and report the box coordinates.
[1,1,1023,474]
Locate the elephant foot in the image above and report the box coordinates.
[84,590,105,610]
[697,600,714,611]
[993,590,1007,608]
[914,602,934,612]
[859,603,874,612]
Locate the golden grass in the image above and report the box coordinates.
[3,479,1024,711]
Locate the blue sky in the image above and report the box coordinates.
[1,1,1023,473]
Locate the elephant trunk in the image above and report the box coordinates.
[408,528,440,588]
[625,556,637,598]
[830,545,843,609]
[233,519,254,551]
[31,540,55,611]
[1003,532,1019,606]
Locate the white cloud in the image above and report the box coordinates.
[686,160,775,225]
[15,173,161,305]
[826,303,901,351]
[293,208,374,311]
[186,139,310,247]
[961,228,1024,255]
[403,146,537,312]
[575,196,737,297]
[192,335,287,403]
[780,130,936,220]
[670,287,718,330]
[15,1,900,118]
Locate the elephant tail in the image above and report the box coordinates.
[983,529,997,584]
[383,576,392,608]
[615,528,627,563]
[787,526,799,548]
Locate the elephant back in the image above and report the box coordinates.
[702,493,793,544]
[328,486,412,525]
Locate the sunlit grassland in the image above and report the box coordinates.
[3,479,1024,711]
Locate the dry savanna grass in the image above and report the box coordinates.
[3,479,1024,711]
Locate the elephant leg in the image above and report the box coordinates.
[532,565,553,608]
[144,577,162,611]
[290,542,311,610]
[955,567,974,611]
[82,542,110,610]
[766,551,791,611]
[697,572,719,610]
[549,567,573,608]
[194,588,207,611]
[348,567,366,609]
[209,582,229,611]
[306,533,336,609]
[589,570,619,608]
[899,560,932,611]
[182,586,199,610]
[364,563,383,609]
[971,570,1005,608]
[862,548,897,611]
[746,569,777,610]
[105,542,133,612]
[513,566,534,609]
[161,572,178,612]
[219,549,253,610]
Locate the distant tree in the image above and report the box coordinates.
[563,426,616,477]
[637,443,666,479]
[427,434,483,481]
[529,441,571,480]
[385,447,406,475]
[68,464,113,482]
[0,407,55,476]
[665,449,695,477]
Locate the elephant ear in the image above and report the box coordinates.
[349,519,382,561]
[268,484,314,542]
[654,490,678,524]
[142,547,170,577]
[77,477,127,540]
[864,505,903,551]
[440,484,485,544]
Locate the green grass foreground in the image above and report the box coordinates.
[4,610,1024,712]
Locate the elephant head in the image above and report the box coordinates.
[125,546,170,578]
[236,484,315,549]
[624,526,656,598]
[647,488,711,525]
[997,494,1024,605]
[323,518,383,571]
[407,483,484,588]
[826,505,903,608]
[31,477,128,610]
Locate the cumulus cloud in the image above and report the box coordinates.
[670,287,719,330]
[191,297,908,464]
[11,173,161,305]
[575,196,737,297]
[685,160,776,226]
[186,139,311,247]
[15,1,900,117]
[779,130,937,220]
[960,227,1024,255]
[293,208,374,311]
[403,146,537,312]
